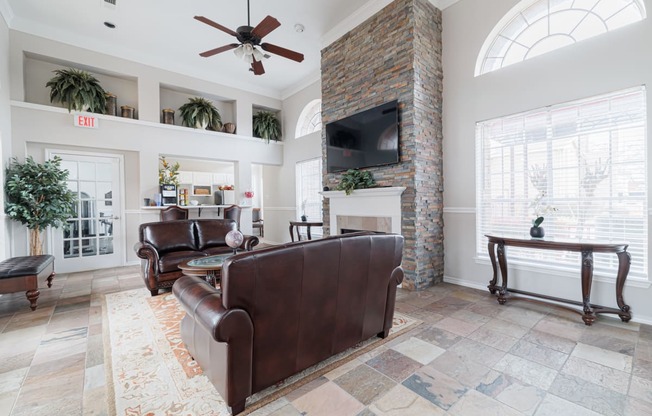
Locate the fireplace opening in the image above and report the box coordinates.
[341,229,386,235]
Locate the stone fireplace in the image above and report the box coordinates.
[321,0,443,290]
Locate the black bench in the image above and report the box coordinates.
[0,255,55,311]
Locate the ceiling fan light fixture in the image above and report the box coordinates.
[242,43,254,56]
[252,48,264,61]
[245,54,254,64]
[234,45,244,59]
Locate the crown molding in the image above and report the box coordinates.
[280,69,321,100]
[321,0,394,48]
[0,0,14,26]
[429,0,461,10]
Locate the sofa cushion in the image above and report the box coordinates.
[159,250,206,273]
[142,221,198,254]
[203,246,235,256]
[195,219,237,251]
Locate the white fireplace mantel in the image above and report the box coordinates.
[320,187,406,234]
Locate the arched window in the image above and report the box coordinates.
[476,0,646,76]
[295,99,322,138]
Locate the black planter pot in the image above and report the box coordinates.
[301,215,307,222]
[530,226,545,238]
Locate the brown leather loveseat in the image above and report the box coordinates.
[135,219,259,296]
[172,232,404,414]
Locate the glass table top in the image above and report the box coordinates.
[187,253,233,268]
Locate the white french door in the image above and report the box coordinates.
[49,151,124,273]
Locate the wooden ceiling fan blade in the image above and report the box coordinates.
[199,44,240,58]
[251,59,265,76]
[194,16,238,37]
[251,16,281,39]
[261,43,304,62]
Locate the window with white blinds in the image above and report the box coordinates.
[295,158,323,234]
[476,86,648,280]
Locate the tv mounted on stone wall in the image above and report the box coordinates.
[326,100,399,173]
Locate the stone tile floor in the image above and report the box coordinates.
[1,266,652,415]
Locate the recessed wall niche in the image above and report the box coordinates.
[23,52,138,114]
[159,84,235,129]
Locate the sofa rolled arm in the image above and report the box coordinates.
[241,235,259,251]
[134,241,159,263]
[173,276,254,342]
[380,266,405,339]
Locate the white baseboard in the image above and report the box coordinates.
[443,275,652,326]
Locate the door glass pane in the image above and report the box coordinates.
[67,181,78,193]
[98,217,113,237]
[97,182,112,202]
[79,162,96,180]
[61,160,78,180]
[81,239,97,256]
[64,220,79,239]
[99,238,114,255]
[96,163,112,181]
[80,182,96,200]
[64,240,79,258]
[81,220,96,237]
[80,201,95,219]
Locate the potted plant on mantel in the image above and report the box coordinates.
[46,68,107,113]
[4,156,76,255]
[179,97,222,130]
[253,110,281,143]
[336,169,376,195]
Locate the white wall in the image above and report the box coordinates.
[0,15,10,260]
[442,0,652,323]
[7,30,286,264]
[262,80,322,243]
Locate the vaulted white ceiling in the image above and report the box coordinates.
[0,0,458,99]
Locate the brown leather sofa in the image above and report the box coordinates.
[135,219,259,296]
[172,232,404,415]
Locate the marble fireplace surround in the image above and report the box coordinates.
[321,187,406,235]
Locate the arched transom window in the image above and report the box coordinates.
[295,99,322,138]
[476,0,646,76]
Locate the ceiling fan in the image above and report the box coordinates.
[194,0,304,75]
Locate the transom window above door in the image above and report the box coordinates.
[476,0,647,76]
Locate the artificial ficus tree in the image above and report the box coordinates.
[4,156,76,255]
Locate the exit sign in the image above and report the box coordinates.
[74,114,98,129]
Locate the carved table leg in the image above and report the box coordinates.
[497,243,508,305]
[616,250,632,322]
[26,289,40,311]
[289,224,295,242]
[487,241,498,294]
[581,249,596,326]
[47,272,56,288]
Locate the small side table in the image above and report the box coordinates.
[179,253,233,287]
[289,221,323,242]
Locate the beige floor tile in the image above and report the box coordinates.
[0,368,28,395]
[448,389,521,416]
[561,356,630,394]
[571,342,633,373]
[534,394,602,416]
[390,336,445,365]
[368,384,446,415]
[432,316,482,337]
[292,381,364,416]
[492,354,558,390]
[629,375,652,404]
[495,381,545,415]
[0,390,19,416]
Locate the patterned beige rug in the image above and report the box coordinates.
[103,289,420,415]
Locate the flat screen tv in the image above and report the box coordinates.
[326,100,399,173]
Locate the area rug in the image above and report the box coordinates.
[104,288,420,415]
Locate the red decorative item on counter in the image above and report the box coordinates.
[244,191,254,199]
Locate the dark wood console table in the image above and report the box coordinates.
[289,221,323,242]
[485,234,632,326]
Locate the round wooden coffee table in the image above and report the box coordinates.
[179,253,233,287]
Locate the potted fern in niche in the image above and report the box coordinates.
[46,68,107,113]
[179,97,222,130]
[4,156,76,255]
[253,110,281,142]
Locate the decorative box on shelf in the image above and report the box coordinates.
[223,190,235,205]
